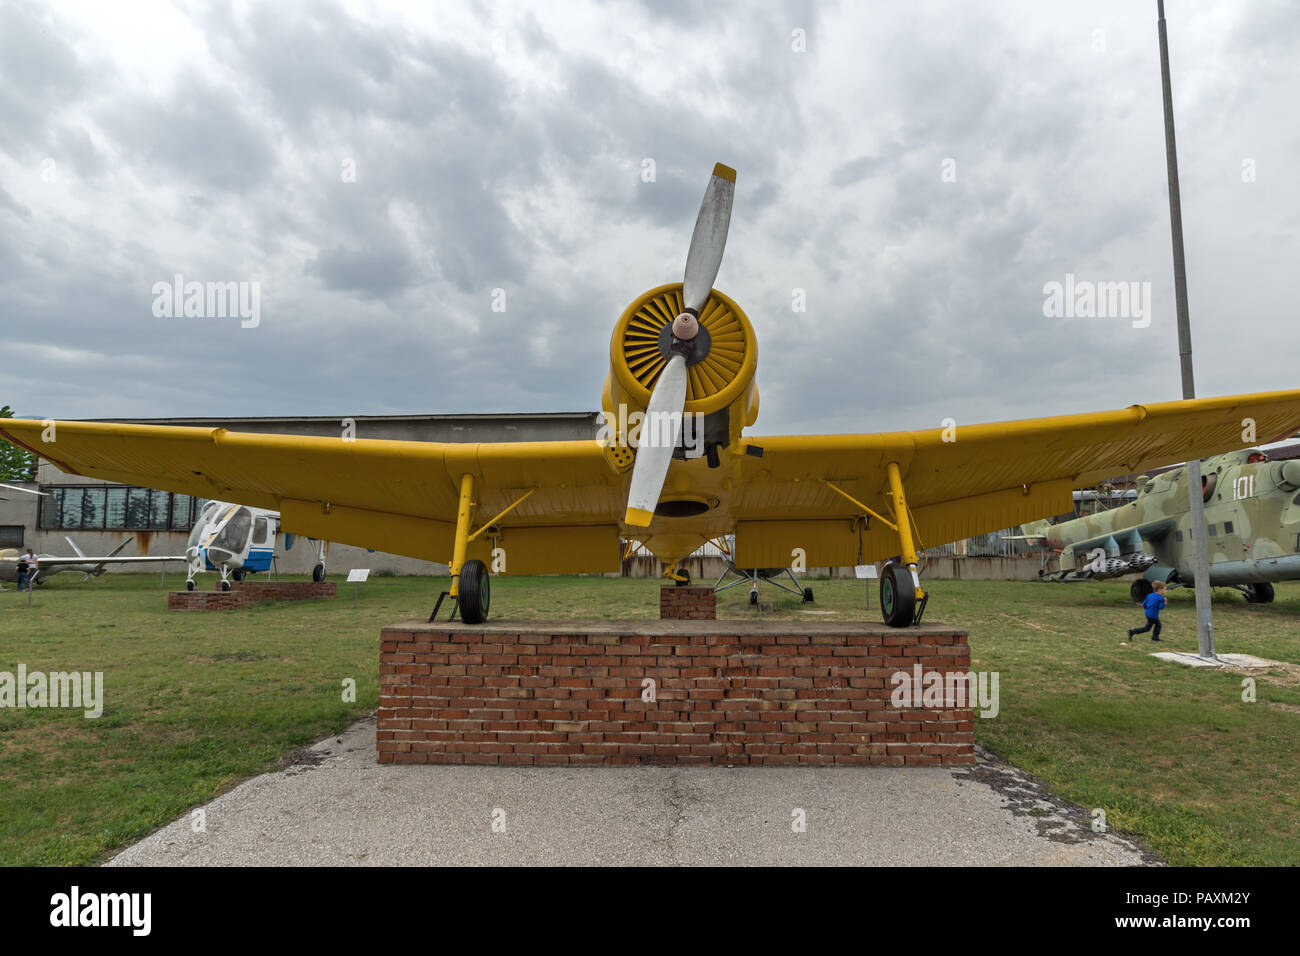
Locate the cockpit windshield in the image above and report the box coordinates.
[187,501,222,549]
[211,507,252,554]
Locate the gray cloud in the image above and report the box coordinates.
[0,0,1295,445]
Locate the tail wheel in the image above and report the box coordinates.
[312,563,325,582]
[1131,579,1154,604]
[458,559,490,624]
[1246,582,1275,604]
[880,564,917,628]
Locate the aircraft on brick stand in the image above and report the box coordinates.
[4,163,1300,626]
[183,499,330,591]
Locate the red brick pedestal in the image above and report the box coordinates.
[660,586,716,620]
[232,581,336,601]
[168,581,336,610]
[378,620,975,766]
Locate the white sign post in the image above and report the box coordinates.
[347,568,370,608]
[854,564,878,608]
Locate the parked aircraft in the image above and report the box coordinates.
[4,163,1300,625]
[1013,448,1300,603]
[0,536,184,587]
[185,499,328,591]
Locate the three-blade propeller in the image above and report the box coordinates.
[624,163,735,527]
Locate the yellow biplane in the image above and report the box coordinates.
[4,163,1300,626]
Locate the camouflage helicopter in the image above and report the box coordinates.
[1013,447,1300,604]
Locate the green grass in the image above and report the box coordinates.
[1,571,1297,865]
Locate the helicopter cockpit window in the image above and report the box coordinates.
[212,507,252,554]
[253,516,270,546]
[188,502,221,549]
[1247,452,1267,464]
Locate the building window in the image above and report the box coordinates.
[1224,521,1234,534]
[1208,524,1217,537]
[38,486,200,531]
[0,525,22,548]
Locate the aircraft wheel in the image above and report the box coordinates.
[748,589,758,606]
[312,563,325,582]
[880,564,916,628]
[1130,579,1153,604]
[186,580,196,592]
[458,559,490,624]
[232,569,246,582]
[1246,582,1275,604]
[674,573,692,587]
[220,580,231,592]
[803,587,814,603]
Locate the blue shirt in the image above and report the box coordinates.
[1143,592,1166,618]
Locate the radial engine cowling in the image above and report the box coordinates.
[602,282,757,469]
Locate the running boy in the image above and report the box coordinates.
[1128,580,1167,642]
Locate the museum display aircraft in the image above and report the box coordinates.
[1012,447,1300,604]
[183,499,330,591]
[3,163,1300,625]
[0,536,184,587]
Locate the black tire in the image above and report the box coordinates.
[748,589,759,606]
[880,564,917,628]
[458,559,490,624]
[232,569,246,582]
[186,580,196,592]
[803,587,814,603]
[1131,579,1153,604]
[674,573,692,587]
[1247,582,1275,604]
[220,580,231,592]
[312,563,325,582]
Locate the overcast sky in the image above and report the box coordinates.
[1,0,1296,437]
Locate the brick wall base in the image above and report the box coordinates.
[378,620,975,766]
[660,586,716,620]
[168,581,336,610]
[232,581,337,601]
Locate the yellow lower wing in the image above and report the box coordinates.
[0,420,625,572]
[728,388,1300,566]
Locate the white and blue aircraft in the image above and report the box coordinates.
[186,499,329,591]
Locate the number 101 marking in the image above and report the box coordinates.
[1233,474,1255,500]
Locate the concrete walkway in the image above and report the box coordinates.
[107,717,1158,867]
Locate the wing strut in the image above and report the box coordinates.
[430,473,478,623]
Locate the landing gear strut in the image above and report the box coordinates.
[881,462,928,627]
[713,563,813,605]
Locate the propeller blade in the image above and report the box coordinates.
[624,354,688,527]
[681,163,736,314]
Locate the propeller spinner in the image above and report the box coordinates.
[624,162,736,527]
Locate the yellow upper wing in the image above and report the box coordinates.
[4,387,1299,570]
